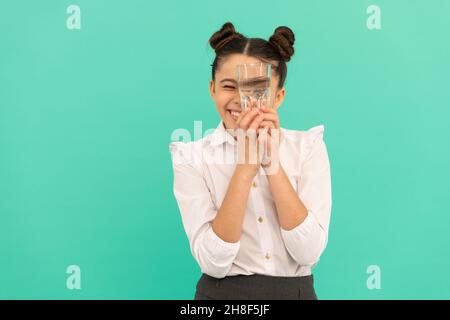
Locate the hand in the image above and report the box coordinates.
[234,107,266,177]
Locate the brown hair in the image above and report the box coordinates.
[209,22,295,89]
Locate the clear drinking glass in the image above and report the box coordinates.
[237,62,272,111]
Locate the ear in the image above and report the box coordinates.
[273,87,286,111]
[209,79,215,98]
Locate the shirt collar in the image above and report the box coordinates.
[210,121,237,146]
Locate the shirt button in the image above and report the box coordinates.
[265,253,271,260]
[252,182,257,188]
[258,216,263,223]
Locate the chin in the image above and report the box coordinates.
[222,109,241,130]
[222,120,236,131]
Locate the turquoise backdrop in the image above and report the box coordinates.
[1,0,449,299]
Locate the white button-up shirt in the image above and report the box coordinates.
[169,121,332,279]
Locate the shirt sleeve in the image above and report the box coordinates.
[280,125,332,266]
[169,141,240,279]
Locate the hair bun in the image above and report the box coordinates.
[209,22,243,52]
[269,26,295,62]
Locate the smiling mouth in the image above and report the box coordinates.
[228,110,241,120]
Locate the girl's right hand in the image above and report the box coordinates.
[234,107,266,177]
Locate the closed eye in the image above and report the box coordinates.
[223,86,236,90]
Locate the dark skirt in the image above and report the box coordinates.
[194,273,318,300]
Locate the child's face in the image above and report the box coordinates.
[209,54,285,130]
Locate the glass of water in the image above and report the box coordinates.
[237,62,272,111]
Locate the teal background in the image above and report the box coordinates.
[1,0,449,299]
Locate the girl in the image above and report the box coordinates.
[169,22,332,300]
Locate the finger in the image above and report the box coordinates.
[260,107,276,113]
[240,108,261,130]
[257,121,273,134]
[248,113,266,131]
[259,120,275,129]
[235,108,251,127]
[257,125,269,138]
[259,112,280,129]
[260,107,279,120]
[240,108,260,129]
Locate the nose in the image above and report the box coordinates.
[230,92,241,108]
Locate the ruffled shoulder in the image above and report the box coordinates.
[169,141,196,165]
[301,125,325,160]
